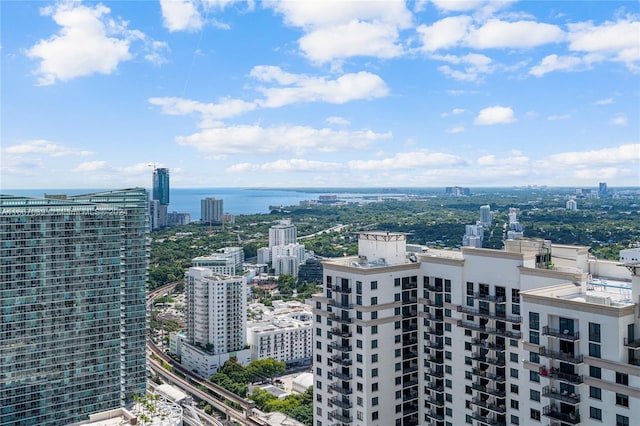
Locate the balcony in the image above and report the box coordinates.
[328,396,352,409]
[623,337,640,349]
[542,386,580,405]
[425,381,444,392]
[472,338,506,352]
[328,410,352,423]
[403,390,419,402]
[330,341,352,352]
[403,363,419,374]
[426,284,443,292]
[472,382,506,398]
[331,368,352,381]
[457,306,521,323]
[329,354,352,366]
[426,395,444,406]
[331,327,352,338]
[539,347,583,364]
[543,405,580,425]
[424,340,443,350]
[542,326,579,341]
[424,409,445,421]
[328,383,352,395]
[427,354,444,364]
[425,368,443,378]
[424,299,443,307]
[471,368,505,383]
[471,411,505,426]
[329,313,353,324]
[403,336,418,346]
[540,366,583,384]
[471,397,507,414]
[330,284,351,293]
[473,292,506,303]
[457,321,522,339]
[329,300,354,310]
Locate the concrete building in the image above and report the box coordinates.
[174,267,251,377]
[480,205,492,227]
[463,224,484,248]
[168,211,191,226]
[312,232,639,426]
[620,248,640,262]
[0,189,149,426]
[247,301,313,367]
[566,198,578,210]
[192,247,244,276]
[201,197,223,224]
[298,258,324,284]
[269,220,297,247]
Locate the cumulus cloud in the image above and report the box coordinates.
[594,98,614,105]
[434,53,493,81]
[542,143,640,167]
[176,124,392,155]
[149,96,257,119]
[4,140,92,157]
[326,116,350,126]
[227,159,341,173]
[26,2,166,85]
[160,0,203,32]
[446,126,465,134]
[348,150,467,171]
[474,106,516,125]
[268,1,412,63]
[416,16,472,52]
[477,152,529,166]
[467,20,564,49]
[529,54,584,76]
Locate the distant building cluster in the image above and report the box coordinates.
[506,207,524,240]
[445,186,471,196]
[257,220,310,278]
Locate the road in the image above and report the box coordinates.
[297,224,349,240]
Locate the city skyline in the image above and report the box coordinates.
[2,1,639,190]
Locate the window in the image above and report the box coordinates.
[510,352,519,363]
[372,382,378,392]
[316,367,322,376]
[589,386,601,400]
[356,382,363,391]
[589,343,601,358]
[616,414,630,426]
[372,368,378,377]
[372,412,379,420]
[371,339,378,349]
[316,327,322,336]
[371,354,378,363]
[372,397,378,406]
[589,322,601,342]
[371,281,378,290]
[510,384,519,394]
[316,341,322,349]
[530,389,540,402]
[445,365,452,374]
[466,281,474,295]
[511,415,519,425]
[510,368,519,378]
[356,325,362,334]
[357,368,363,377]
[445,279,452,292]
[316,354,321,362]
[445,379,452,388]
[316,380,322,389]
[316,407,322,416]
[371,296,378,305]
[616,393,629,407]
[529,352,540,363]
[510,339,518,347]
[445,337,451,346]
[530,409,540,421]
[529,312,539,330]
[445,351,452,360]
[356,311,362,320]
[529,330,539,345]
[395,307,401,315]
[616,372,629,385]
[590,366,601,379]
[372,325,378,334]
[357,411,363,420]
[394,293,400,302]
[356,295,362,305]
[357,353,362,362]
[530,371,540,382]
[590,406,602,420]
[445,322,451,331]
[356,280,362,295]
[510,399,519,410]
[356,340,362,348]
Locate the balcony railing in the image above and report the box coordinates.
[425,381,444,392]
[329,354,352,366]
[331,368,352,381]
[403,390,419,402]
[328,396,352,409]
[329,313,353,324]
[331,327,352,338]
[329,284,351,293]
[473,292,506,303]
[539,347,583,364]
[623,337,640,349]
[457,320,522,339]
[328,410,352,423]
[542,386,580,405]
[330,341,352,352]
[540,366,583,384]
[424,299,444,307]
[328,383,352,395]
[426,395,444,406]
[542,326,579,341]
[543,405,580,425]
[472,382,506,398]
[471,411,505,426]
[424,410,445,421]
[424,340,443,350]
[471,368,505,383]
[457,305,522,323]
[329,300,353,310]
[471,337,506,351]
[471,397,507,414]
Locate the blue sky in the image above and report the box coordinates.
[2,0,639,189]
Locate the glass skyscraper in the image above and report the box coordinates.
[152,168,170,206]
[0,188,149,426]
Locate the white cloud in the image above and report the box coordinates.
[529,54,584,76]
[452,108,466,115]
[326,116,350,126]
[547,114,571,121]
[594,98,614,105]
[73,161,108,172]
[4,140,92,157]
[446,126,465,134]
[467,19,564,49]
[149,96,257,119]
[477,153,529,166]
[568,18,640,70]
[416,16,472,51]
[434,53,493,81]
[26,2,166,85]
[541,143,640,167]
[160,0,203,32]
[348,150,467,171]
[474,106,516,125]
[251,67,389,106]
[227,159,341,173]
[610,114,628,126]
[175,124,392,155]
[268,1,412,63]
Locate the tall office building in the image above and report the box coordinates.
[0,189,149,426]
[269,219,297,247]
[479,204,492,226]
[151,167,169,229]
[313,233,640,426]
[598,182,608,197]
[201,197,223,224]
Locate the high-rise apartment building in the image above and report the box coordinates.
[312,232,639,426]
[151,167,169,229]
[201,197,223,223]
[0,189,149,426]
[192,247,244,276]
[269,219,297,247]
[480,204,492,226]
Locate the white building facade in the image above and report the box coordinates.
[192,247,244,276]
[312,232,640,426]
[269,220,298,247]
